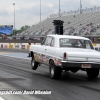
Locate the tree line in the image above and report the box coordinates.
[13,25,31,35]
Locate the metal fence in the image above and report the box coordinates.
[50,6,100,18]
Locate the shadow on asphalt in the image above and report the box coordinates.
[30,69,100,84]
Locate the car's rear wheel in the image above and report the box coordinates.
[87,69,99,78]
[49,60,62,79]
[31,57,39,70]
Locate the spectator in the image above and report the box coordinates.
[86,24,89,26]
[90,23,93,25]
[97,25,99,28]
[2,34,7,39]
[73,15,75,18]
[68,22,70,24]
[85,32,88,35]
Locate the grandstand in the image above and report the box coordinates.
[16,6,100,42]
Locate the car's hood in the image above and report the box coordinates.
[59,48,100,62]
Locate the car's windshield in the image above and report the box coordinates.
[59,38,94,49]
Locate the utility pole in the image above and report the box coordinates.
[13,3,15,35]
[59,0,60,17]
[80,0,82,14]
[40,0,41,22]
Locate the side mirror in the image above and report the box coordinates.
[41,42,43,45]
[41,37,46,45]
[41,39,44,45]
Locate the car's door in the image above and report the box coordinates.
[39,36,54,64]
[44,37,55,65]
[35,37,46,63]
[38,36,53,63]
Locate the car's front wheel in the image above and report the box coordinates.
[31,57,39,70]
[87,69,99,78]
[49,60,62,79]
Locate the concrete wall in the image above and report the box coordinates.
[0,43,41,50]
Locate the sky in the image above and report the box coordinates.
[0,0,100,30]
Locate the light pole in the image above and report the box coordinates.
[13,3,15,35]
[59,0,60,17]
[80,0,82,14]
[40,0,41,22]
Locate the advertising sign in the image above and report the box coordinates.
[15,45,19,48]
[0,25,13,35]
[4,45,8,48]
[1,44,3,48]
[9,44,13,48]
[21,45,25,49]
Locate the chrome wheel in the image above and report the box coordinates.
[49,60,62,79]
[32,59,35,66]
[51,67,54,76]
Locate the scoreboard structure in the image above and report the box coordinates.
[0,25,13,35]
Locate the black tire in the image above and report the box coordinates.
[31,57,39,70]
[49,60,62,79]
[87,69,99,79]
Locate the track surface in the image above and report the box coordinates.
[0,48,100,100]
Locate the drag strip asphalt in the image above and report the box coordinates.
[0,49,99,100]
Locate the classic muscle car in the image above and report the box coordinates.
[29,35,100,79]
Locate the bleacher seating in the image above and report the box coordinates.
[19,6,100,37]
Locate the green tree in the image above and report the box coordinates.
[14,25,30,35]
[20,25,30,32]
[24,25,30,29]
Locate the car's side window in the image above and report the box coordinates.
[50,38,54,47]
[43,37,53,46]
[85,40,92,49]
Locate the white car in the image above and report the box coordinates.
[29,35,100,79]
